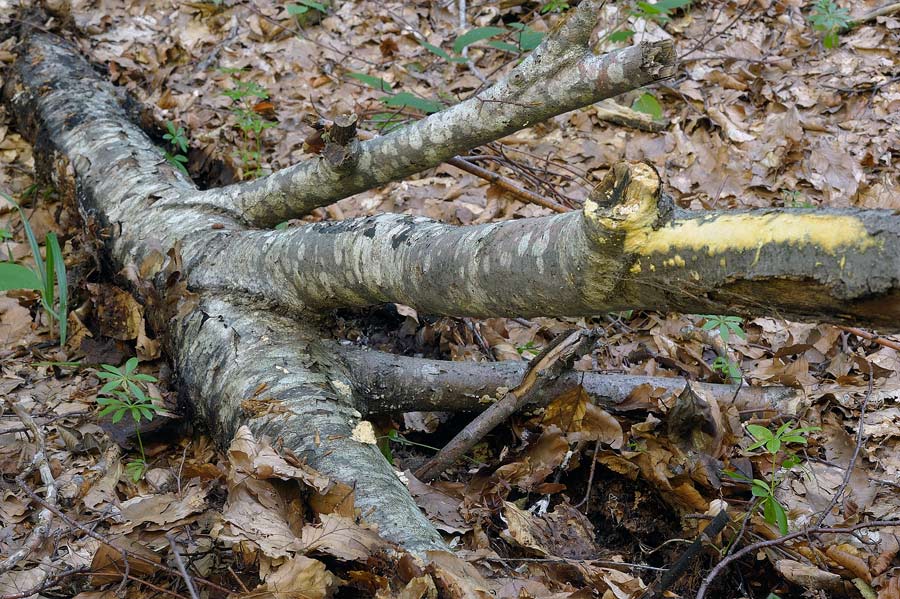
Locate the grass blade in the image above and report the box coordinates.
[47,232,67,345]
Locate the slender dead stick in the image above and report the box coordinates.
[639,508,732,599]
[0,397,57,577]
[446,157,572,213]
[355,128,571,212]
[415,329,592,481]
[695,520,900,599]
[837,325,900,351]
[166,532,200,599]
[815,360,874,526]
[847,2,900,27]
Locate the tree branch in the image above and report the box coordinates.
[338,345,802,416]
[176,0,676,226]
[190,162,900,329]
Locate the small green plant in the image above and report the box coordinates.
[162,121,190,176]
[701,315,745,383]
[286,0,327,16]
[540,0,570,14]
[809,0,851,49]
[220,69,277,179]
[0,193,67,346]
[712,356,742,383]
[700,314,746,343]
[725,422,820,534]
[95,358,162,481]
[631,92,663,120]
[516,340,539,359]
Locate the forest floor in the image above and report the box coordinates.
[1,0,899,598]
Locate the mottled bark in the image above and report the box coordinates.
[4,33,443,554]
[190,163,900,329]
[173,0,677,227]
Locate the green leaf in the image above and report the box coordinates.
[486,40,520,53]
[381,92,443,114]
[128,381,146,402]
[766,437,782,454]
[132,373,158,383]
[418,41,467,63]
[509,23,544,51]
[347,72,393,92]
[823,31,840,49]
[762,496,777,524]
[452,26,507,54]
[287,0,327,15]
[745,424,773,442]
[722,469,750,482]
[608,30,635,43]
[771,498,789,534]
[125,357,139,374]
[3,195,46,289]
[47,233,67,345]
[98,405,118,417]
[112,408,127,424]
[0,263,42,291]
[751,479,771,497]
[636,1,664,15]
[101,364,122,374]
[631,92,663,120]
[655,0,693,10]
[100,380,120,395]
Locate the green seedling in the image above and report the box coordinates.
[725,422,820,534]
[809,0,851,49]
[220,70,277,179]
[163,120,190,176]
[712,356,742,383]
[700,314,746,344]
[96,357,162,481]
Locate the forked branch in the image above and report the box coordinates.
[177,0,676,226]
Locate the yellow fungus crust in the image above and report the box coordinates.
[629,213,879,257]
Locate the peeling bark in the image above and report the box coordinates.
[4,33,444,553]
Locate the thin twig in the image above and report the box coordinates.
[815,359,874,527]
[166,532,200,599]
[447,157,571,212]
[574,437,602,509]
[415,329,592,481]
[846,1,900,28]
[695,520,899,599]
[837,325,900,351]
[0,397,57,576]
[0,566,88,599]
[13,481,234,595]
[227,566,251,593]
[639,508,732,599]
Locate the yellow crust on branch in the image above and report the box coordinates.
[633,213,879,257]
